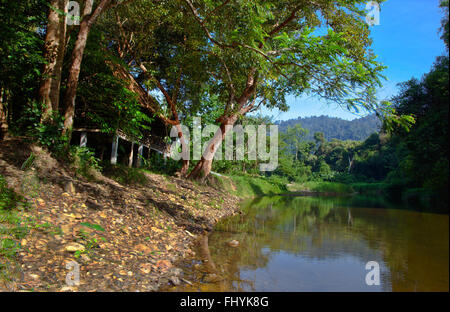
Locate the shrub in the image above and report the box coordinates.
[12,102,69,159]
[291,181,354,194]
[70,146,102,180]
[143,152,180,176]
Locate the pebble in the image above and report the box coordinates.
[29,274,40,280]
[64,242,85,252]
[60,286,74,292]
[170,276,181,286]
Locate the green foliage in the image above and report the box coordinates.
[75,29,153,139]
[12,101,70,158]
[350,182,390,195]
[80,222,105,232]
[0,238,19,259]
[379,101,416,133]
[440,0,449,50]
[75,227,107,258]
[21,153,36,171]
[142,152,181,176]
[34,116,68,151]
[190,0,386,113]
[0,0,47,123]
[12,101,103,179]
[228,174,288,198]
[0,174,33,282]
[0,175,27,211]
[0,0,446,213]
[71,146,102,180]
[288,181,354,195]
[315,160,334,180]
[387,54,449,209]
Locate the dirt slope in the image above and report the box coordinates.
[0,138,240,291]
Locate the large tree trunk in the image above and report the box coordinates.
[0,87,8,140]
[39,0,61,121]
[180,159,190,176]
[188,158,213,181]
[174,123,190,177]
[39,0,67,122]
[188,114,239,181]
[62,0,93,134]
[52,0,68,113]
[187,67,257,181]
[63,0,110,135]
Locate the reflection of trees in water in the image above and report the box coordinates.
[208,196,448,291]
[202,196,350,291]
[214,195,348,256]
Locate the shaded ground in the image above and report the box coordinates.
[0,138,240,291]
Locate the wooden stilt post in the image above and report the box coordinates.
[137,144,144,168]
[111,134,118,165]
[80,132,87,147]
[128,142,135,167]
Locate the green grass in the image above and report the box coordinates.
[226,174,288,198]
[0,175,30,283]
[350,182,390,195]
[288,181,355,195]
[165,183,177,192]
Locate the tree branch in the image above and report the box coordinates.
[204,0,231,22]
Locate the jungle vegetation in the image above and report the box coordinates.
[0,0,448,211]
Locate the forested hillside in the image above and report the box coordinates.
[276,114,381,141]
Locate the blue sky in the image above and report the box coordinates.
[260,0,447,121]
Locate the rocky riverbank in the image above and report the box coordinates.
[0,138,240,291]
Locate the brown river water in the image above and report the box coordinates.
[167,195,449,292]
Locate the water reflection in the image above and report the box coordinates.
[170,195,449,292]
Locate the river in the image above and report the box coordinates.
[168,195,449,292]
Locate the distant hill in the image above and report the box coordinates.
[276,114,381,141]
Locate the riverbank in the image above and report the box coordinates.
[286,181,355,196]
[0,138,240,291]
[225,175,288,198]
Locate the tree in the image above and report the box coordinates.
[39,0,68,122]
[0,0,47,139]
[281,124,308,161]
[440,0,449,50]
[99,0,214,176]
[95,0,386,180]
[390,55,449,207]
[323,139,360,173]
[62,0,135,135]
[75,29,153,141]
[313,132,326,156]
[183,0,386,180]
[63,0,112,134]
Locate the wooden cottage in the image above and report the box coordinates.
[70,60,170,168]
